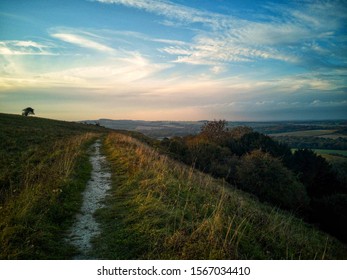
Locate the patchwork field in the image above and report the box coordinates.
[271,130,346,139]
[291,149,347,157]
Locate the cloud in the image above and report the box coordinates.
[210,65,225,74]
[51,32,115,53]
[165,35,299,66]
[310,99,347,107]
[0,26,178,91]
[152,38,187,46]
[99,0,346,72]
[0,40,55,55]
[94,0,229,29]
[0,52,171,90]
[287,0,347,30]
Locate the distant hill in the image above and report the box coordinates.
[82,119,347,139]
[81,119,203,138]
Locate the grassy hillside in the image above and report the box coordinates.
[0,113,109,259]
[1,113,346,259]
[93,133,347,259]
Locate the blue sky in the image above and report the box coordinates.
[0,0,346,121]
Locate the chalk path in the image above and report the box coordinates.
[66,139,111,259]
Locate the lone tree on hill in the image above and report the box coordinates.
[22,107,35,116]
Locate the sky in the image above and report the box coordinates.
[0,0,346,121]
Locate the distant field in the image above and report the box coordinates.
[85,119,347,139]
[321,153,347,164]
[271,129,337,137]
[313,149,347,156]
[291,148,347,157]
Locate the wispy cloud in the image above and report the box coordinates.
[51,31,115,53]
[95,0,229,29]
[0,52,170,90]
[99,0,346,71]
[0,40,55,55]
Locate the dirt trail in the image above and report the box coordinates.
[66,139,111,259]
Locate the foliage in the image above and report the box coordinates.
[236,150,309,212]
[329,158,347,191]
[161,137,189,160]
[200,120,229,143]
[200,120,253,145]
[239,132,292,162]
[159,120,347,242]
[289,149,343,198]
[22,107,35,116]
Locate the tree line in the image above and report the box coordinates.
[159,120,347,242]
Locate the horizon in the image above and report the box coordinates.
[1,0,346,121]
[86,117,347,123]
[2,112,346,124]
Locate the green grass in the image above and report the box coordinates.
[291,148,347,158]
[93,133,347,259]
[311,149,347,157]
[0,113,109,197]
[0,113,109,259]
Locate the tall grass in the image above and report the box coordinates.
[0,113,109,259]
[93,133,347,259]
[0,113,109,200]
[0,133,99,259]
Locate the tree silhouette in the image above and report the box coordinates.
[200,120,229,143]
[22,107,35,116]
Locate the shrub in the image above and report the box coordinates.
[237,150,309,212]
[290,149,342,198]
[186,139,231,175]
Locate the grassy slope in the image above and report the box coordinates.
[0,113,109,259]
[93,133,347,259]
[1,114,346,259]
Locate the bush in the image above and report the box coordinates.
[240,132,292,161]
[237,150,309,212]
[290,149,342,198]
[161,137,189,161]
[186,139,231,176]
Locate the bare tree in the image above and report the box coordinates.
[22,107,35,116]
